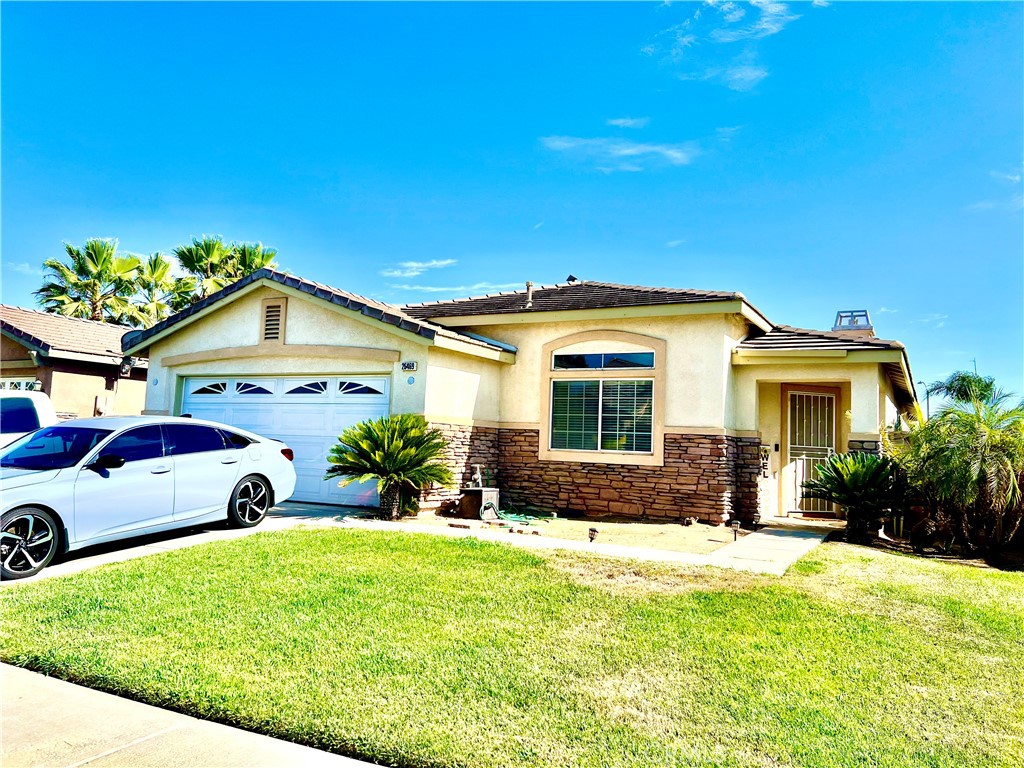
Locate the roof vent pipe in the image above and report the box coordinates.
[525,281,534,309]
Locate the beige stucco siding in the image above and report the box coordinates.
[465,314,734,429]
[730,362,881,435]
[424,348,502,425]
[143,287,428,415]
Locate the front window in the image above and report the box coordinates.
[1,426,113,470]
[551,379,653,453]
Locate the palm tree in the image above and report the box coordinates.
[173,236,235,299]
[324,414,454,519]
[928,371,996,403]
[802,453,907,543]
[134,253,197,327]
[889,389,1024,561]
[229,242,278,277]
[36,239,142,323]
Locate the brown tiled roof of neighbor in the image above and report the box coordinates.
[121,269,512,355]
[736,325,905,352]
[1,305,141,365]
[402,280,742,318]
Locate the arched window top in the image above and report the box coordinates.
[338,381,383,395]
[285,380,328,395]
[236,381,273,395]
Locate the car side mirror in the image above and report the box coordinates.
[90,453,126,471]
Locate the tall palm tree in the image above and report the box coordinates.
[928,371,996,403]
[229,242,278,277]
[35,239,142,323]
[173,236,235,299]
[134,253,197,327]
[325,414,454,519]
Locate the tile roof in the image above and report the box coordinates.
[1,305,139,365]
[736,325,905,352]
[121,269,511,355]
[402,280,742,318]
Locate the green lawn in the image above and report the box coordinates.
[2,530,1022,768]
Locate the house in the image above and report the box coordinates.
[121,269,916,522]
[1,305,148,418]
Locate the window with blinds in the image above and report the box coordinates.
[261,299,286,342]
[551,379,653,453]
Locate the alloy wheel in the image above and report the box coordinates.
[234,479,270,524]
[1,511,57,577]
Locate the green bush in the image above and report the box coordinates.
[802,453,907,543]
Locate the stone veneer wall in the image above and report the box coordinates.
[420,423,499,509]
[847,439,882,454]
[496,429,761,524]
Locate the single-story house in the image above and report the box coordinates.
[121,269,916,522]
[1,305,147,418]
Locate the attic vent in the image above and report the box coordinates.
[261,299,287,343]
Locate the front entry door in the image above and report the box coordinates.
[788,390,837,514]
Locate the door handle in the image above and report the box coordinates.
[221,458,239,465]
[151,466,171,475]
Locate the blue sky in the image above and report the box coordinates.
[2,1,1022,393]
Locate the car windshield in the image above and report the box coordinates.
[0,426,113,470]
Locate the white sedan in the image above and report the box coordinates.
[0,416,296,580]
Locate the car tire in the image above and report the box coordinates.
[1,507,60,580]
[228,475,272,528]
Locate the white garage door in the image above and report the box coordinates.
[182,375,390,506]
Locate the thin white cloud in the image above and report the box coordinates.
[876,307,898,314]
[380,259,457,278]
[912,313,948,329]
[541,135,698,172]
[392,281,523,294]
[645,1,816,90]
[716,125,742,142]
[709,1,800,43]
[7,262,44,277]
[607,117,651,129]
[666,239,685,248]
[533,221,544,230]
[724,65,768,90]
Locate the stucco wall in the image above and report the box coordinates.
[424,348,502,424]
[143,286,429,415]
[731,361,881,434]
[462,314,734,429]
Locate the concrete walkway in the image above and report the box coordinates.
[1,664,377,768]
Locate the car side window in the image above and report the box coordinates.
[98,426,165,463]
[0,398,40,433]
[164,424,228,455]
[219,429,253,449]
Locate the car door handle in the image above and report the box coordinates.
[221,458,239,465]
[151,466,171,475]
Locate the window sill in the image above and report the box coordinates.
[537,447,664,467]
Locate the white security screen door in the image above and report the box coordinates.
[182,376,390,506]
[788,391,836,514]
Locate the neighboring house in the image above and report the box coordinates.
[1,305,148,418]
[122,269,916,522]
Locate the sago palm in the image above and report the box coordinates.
[802,453,906,543]
[325,414,454,519]
[135,253,197,327]
[36,239,142,323]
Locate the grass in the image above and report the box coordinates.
[2,530,1022,767]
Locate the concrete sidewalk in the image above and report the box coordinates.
[0,664,378,768]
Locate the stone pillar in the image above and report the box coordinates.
[420,423,498,511]
[847,439,882,455]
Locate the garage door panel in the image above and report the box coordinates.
[182,376,390,507]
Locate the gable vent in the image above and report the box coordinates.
[261,299,286,342]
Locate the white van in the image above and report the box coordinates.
[0,391,59,447]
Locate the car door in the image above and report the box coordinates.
[163,423,245,521]
[72,425,175,543]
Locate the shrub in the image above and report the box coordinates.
[324,414,455,519]
[801,453,907,544]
